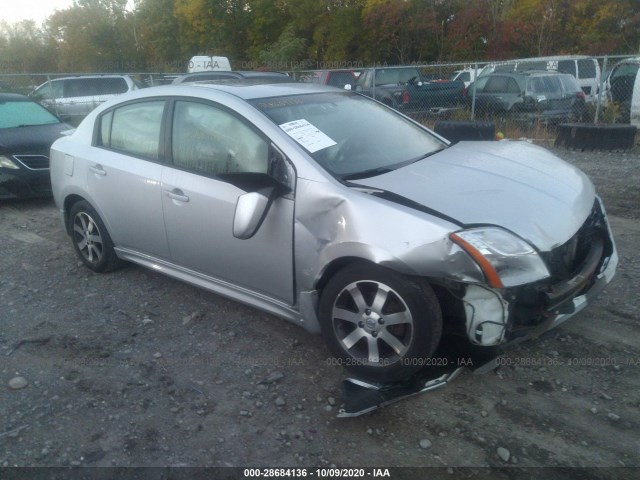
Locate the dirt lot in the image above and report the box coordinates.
[1,145,639,475]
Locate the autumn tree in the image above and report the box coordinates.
[0,20,58,73]
[46,0,140,71]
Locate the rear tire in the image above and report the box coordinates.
[69,200,121,273]
[319,263,442,383]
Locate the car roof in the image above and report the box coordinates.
[172,71,292,85]
[150,82,339,101]
[45,75,132,81]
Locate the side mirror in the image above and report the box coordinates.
[233,187,275,240]
[230,144,293,239]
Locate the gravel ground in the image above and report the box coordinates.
[0,144,639,474]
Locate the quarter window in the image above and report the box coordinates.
[99,101,165,159]
[171,101,268,176]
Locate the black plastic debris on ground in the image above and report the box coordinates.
[338,337,499,417]
[555,123,637,151]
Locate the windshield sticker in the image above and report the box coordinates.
[279,119,337,153]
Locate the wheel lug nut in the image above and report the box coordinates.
[365,309,371,315]
[378,318,385,325]
[358,321,364,328]
[371,331,378,337]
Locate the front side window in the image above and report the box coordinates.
[172,101,268,176]
[484,76,511,93]
[99,101,165,159]
[34,80,63,100]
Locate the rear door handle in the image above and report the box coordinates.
[164,188,189,203]
[89,164,106,176]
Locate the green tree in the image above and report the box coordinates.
[0,20,57,73]
[46,0,140,71]
[135,0,182,70]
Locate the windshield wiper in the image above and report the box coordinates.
[341,147,446,181]
[341,166,393,181]
[406,147,445,165]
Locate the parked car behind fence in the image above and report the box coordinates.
[605,57,640,125]
[469,71,587,125]
[171,71,294,85]
[31,75,142,125]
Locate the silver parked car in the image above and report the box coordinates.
[50,83,617,382]
[32,75,141,123]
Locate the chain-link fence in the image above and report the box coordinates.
[293,55,640,139]
[1,55,639,134]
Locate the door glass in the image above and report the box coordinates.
[108,101,165,159]
[172,101,268,176]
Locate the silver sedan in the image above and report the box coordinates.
[50,82,617,382]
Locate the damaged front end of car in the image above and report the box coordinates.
[448,197,617,349]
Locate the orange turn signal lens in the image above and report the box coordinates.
[451,232,504,289]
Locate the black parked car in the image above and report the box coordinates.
[468,71,586,124]
[0,93,73,199]
[171,71,294,85]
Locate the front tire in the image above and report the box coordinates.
[319,263,442,382]
[69,200,121,272]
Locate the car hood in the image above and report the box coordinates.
[352,140,595,251]
[0,122,73,155]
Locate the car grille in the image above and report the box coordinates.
[13,155,49,170]
[540,200,608,283]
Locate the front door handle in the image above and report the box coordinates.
[164,189,190,203]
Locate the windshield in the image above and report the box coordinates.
[251,92,445,179]
[0,100,60,128]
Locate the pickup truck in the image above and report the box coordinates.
[353,67,465,116]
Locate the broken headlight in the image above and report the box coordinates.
[451,227,550,288]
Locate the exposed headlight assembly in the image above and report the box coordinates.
[0,155,20,169]
[451,227,550,288]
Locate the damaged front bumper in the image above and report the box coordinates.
[461,199,618,347]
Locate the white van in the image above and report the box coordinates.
[187,56,232,73]
[478,56,601,103]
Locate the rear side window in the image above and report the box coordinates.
[577,60,597,79]
[559,75,581,94]
[484,76,520,94]
[98,101,165,159]
[64,78,129,97]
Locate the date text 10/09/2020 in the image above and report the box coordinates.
[243,468,391,478]
[326,356,475,367]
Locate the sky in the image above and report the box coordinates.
[2,0,75,25]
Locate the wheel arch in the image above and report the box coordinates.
[63,194,88,235]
